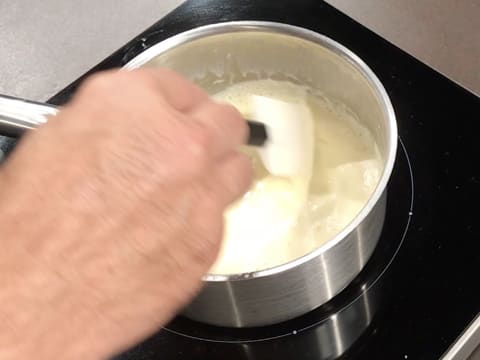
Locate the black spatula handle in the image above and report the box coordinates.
[246,120,268,147]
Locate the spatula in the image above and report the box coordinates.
[0,94,313,179]
[249,94,315,178]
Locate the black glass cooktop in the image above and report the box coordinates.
[2,0,479,359]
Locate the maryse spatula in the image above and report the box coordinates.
[0,93,313,177]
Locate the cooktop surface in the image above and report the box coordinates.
[1,0,479,359]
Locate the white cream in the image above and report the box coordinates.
[210,79,382,275]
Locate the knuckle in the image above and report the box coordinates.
[82,71,140,95]
[213,103,248,142]
[218,102,242,120]
[213,103,238,122]
[187,125,213,162]
[153,68,187,86]
[133,69,160,89]
[82,72,116,92]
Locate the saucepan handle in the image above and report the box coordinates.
[0,94,58,138]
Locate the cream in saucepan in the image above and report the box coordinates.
[210,79,382,275]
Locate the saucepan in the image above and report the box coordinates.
[125,21,397,327]
[0,22,397,327]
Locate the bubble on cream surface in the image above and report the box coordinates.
[210,79,382,275]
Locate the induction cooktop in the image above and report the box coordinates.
[1,0,479,359]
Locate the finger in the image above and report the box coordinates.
[134,68,209,112]
[203,151,253,208]
[187,101,248,159]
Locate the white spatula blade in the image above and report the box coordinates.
[250,95,315,178]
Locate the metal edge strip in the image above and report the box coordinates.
[441,313,480,360]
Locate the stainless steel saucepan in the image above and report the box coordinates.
[0,21,397,328]
[125,22,397,327]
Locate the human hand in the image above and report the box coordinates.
[0,68,252,359]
